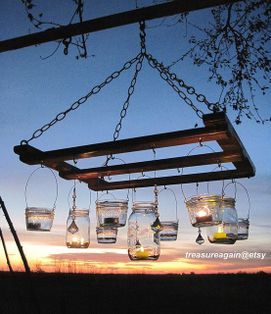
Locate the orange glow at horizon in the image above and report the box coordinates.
[1,241,270,275]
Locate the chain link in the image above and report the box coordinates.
[112,54,144,142]
[105,61,145,163]
[139,21,146,55]
[21,19,220,146]
[112,21,146,142]
[146,53,204,118]
[104,22,146,165]
[146,52,222,116]
[166,69,221,112]
[20,53,142,145]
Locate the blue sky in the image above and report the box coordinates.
[0,0,270,273]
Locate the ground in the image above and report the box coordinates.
[0,272,270,314]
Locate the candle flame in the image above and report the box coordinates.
[197,208,209,217]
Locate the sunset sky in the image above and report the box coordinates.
[0,0,270,274]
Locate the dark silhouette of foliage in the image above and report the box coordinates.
[20,0,89,60]
[167,0,271,124]
[19,0,270,123]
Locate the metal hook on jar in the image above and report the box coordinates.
[222,181,251,219]
[158,185,179,222]
[102,156,130,200]
[180,143,216,202]
[24,166,58,211]
[206,164,228,196]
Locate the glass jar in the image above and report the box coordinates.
[66,209,90,248]
[160,221,179,241]
[207,197,238,244]
[25,207,54,231]
[96,226,118,244]
[128,202,160,261]
[238,218,249,240]
[185,195,222,228]
[96,200,128,227]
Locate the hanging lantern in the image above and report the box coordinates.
[207,197,238,244]
[25,207,54,231]
[128,202,160,260]
[160,221,179,241]
[96,199,128,228]
[66,209,90,248]
[185,195,222,228]
[24,167,58,232]
[238,218,249,240]
[96,226,118,244]
[158,187,179,241]
[221,181,251,241]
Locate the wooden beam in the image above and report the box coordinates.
[14,124,229,164]
[14,113,255,190]
[59,151,242,180]
[203,112,256,177]
[14,144,105,187]
[88,169,252,191]
[0,0,241,53]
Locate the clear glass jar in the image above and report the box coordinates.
[185,195,222,228]
[128,202,160,261]
[96,226,118,244]
[238,218,249,240]
[25,207,54,231]
[207,197,238,244]
[160,221,179,241]
[66,209,90,248]
[96,200,128,227]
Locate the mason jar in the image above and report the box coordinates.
[128,202,160,261]
[160,221,179,241]
[207,197,238,244]
[25,207,54,231]
[238,218,249,240]
[96,200,128,228]
[96,226,118,244]
[66,209,90,248]
[185,195,222,228]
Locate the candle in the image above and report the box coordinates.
[135,246,149,259]
[195,214,213,223]
[213,232,227,239]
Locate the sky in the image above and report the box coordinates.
[0,0,270,274]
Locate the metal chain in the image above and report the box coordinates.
[139,21,146,55]
[113,54,144,142]
[146,52,223,116]
[146,53,204,118]
[165,69,221,113]
[20,53,142,145]
[112,21,146,142]
[105,22,146,164]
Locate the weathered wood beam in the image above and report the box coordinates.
[0,0,241,53]
[203,112,256,177]
[88,169,252,191]
[14,112,255,190]
[14,144,104,187]
[13,124,229,164]
[59,151,242,180]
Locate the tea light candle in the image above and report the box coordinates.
[136,246,149,259]
[196,214,213,223]
[195,209,212,223]
[213,232,227,239]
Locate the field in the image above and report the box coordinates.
[0,272,270,314]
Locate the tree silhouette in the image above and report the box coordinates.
[19,0,270,124]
